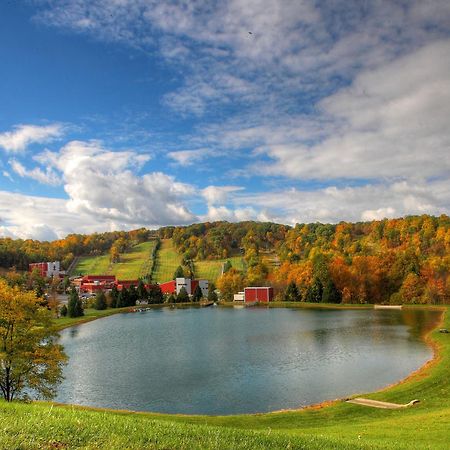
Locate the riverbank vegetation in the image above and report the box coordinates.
[0,305,448,449]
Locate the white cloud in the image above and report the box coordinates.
[0,124,64,153]
[201,185,244,205]
[234,179,450,224]
[255,39,450,181]
[9,159,61,186]
[36,140,196,226]
[167,148,212,166]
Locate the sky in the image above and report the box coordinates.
[0,0,449,241]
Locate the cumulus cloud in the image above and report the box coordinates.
[201,185,243,205]
[35,140,197,226]
[0,124,64,153]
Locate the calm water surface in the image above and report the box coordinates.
[56,307,441,414]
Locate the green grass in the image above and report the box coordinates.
[72,241,156,280]
[52,307,133,331]
[195,256,245,282]
[0,305,448,448]
[152,239,183,283]
[72,254,111,276]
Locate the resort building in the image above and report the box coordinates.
[159,277,209,297]
[233,287,274,303]
[29,261,62,278]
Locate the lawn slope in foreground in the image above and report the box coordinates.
[0,306,448,449]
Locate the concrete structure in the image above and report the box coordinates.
[159,277,209,297]
[233,287,274,303]
[29,261,62,278]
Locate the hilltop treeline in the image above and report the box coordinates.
[162,216,450,304]
[159,221,289,261]
[1,216,449,304]
[0,228,153,270]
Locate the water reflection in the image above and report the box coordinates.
[55,307,442,415]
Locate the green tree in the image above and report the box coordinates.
[117,288,128,308]
[305,277,323,303]
[94,290,107,310]
[128,286,138,306]
[137,280,147,301]
[67,287,83,317]
[60,304,68,317]
[192,284,203,302]
[208,282,218,302]
[223,260,232,273]
[167,293,176,304]
[321,279,341,303]
[0,280,67,401]
[284,281,301,302]
[148,285,164,304]
[177,286,189,303]
[110,285,119,308]
[174,266,185,279]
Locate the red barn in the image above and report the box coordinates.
[159,280,176,294]
[244,287,274,303]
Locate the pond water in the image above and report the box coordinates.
[55,307,441,415]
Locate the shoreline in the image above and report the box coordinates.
[50,303,447,418]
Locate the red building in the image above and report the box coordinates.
[159,278,209,297]
[243,287,274,303]
[159,280,176,294]
[29,261,61,278]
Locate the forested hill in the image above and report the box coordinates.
[160,216,450,305]
[0,215,449,304]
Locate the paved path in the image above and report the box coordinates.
[346,398,419,409]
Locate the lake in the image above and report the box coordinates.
[55,307,441,415]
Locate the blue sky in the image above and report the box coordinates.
[0,0,449,240]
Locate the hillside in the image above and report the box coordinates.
[1,215,449,304]
[72,241,156,280]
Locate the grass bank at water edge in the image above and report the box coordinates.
[0,305,448,449]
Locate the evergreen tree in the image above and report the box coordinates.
[60,304,68,317]
[148,285,164,304]
[117,288,128,308]
[128,285,138,306]
[321,279,341,303]
[305,278,323,303]
[110,285,119,308]
[94,290,107,310]
[67,287,83,317]
[284,281,301,302]
[137,280,147,300]
[167,293,176,304]
[207,282,218,302]
[177,286,189,303]
[223,260,232,273]
[174,266,185,279]
[192,284,203,302]
[75,296,84,317]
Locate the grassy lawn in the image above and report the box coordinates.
[72,254,110,276]
[195,255,245,282]
[1,305,448,449]
[152,239,183,283]
[72,241,156,280]
[52,307,133,331]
